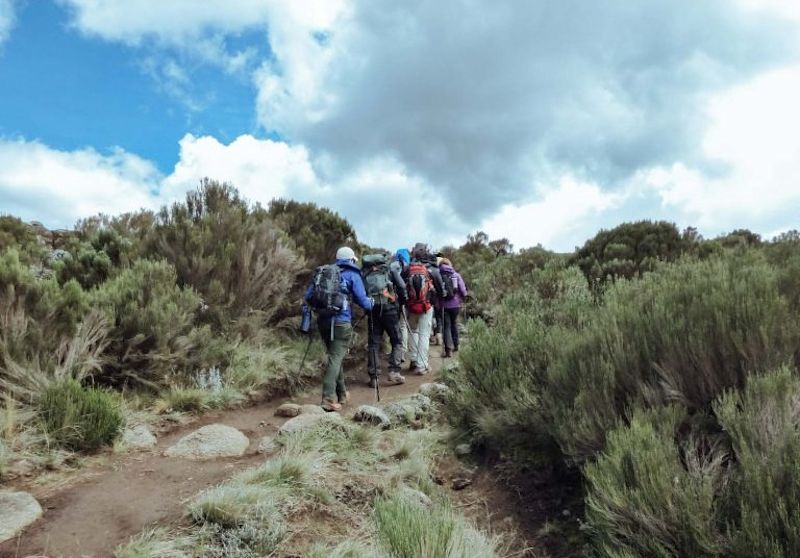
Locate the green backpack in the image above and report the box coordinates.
[362,254,397,306]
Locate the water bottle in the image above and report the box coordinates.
[300,304,312,334]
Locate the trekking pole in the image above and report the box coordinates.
[296,334,314,376]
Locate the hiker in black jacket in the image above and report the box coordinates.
[362,253,408,388]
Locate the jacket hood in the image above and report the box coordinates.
[336,259,361,272]
[394,248,410,265]
[439,264,455,273]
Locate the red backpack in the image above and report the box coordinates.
[406,263,433,314]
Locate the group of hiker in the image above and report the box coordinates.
[303,243,468,412]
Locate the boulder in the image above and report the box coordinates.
[419,382,450,402]
[164,424,249,460]
[0,491,43,543]
[121,425,157,450]
[274,403,302,418]
[257,436,277,454]
[397,486,433,509]
[352,405,391,428]
[278,412,344,436]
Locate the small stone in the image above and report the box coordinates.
[300,404,326,415]
[352,405,391,428]
[455,443,471,457]
[7,459,36,478]
[257,436,277,454]
[164,424,249,460]
[278,412,344,436]
[562,509,571,518]
[121,425,157,450]
[0,491,43,543]
[274,403,302,418]
[451,478,472,491]
[419,382,450,402]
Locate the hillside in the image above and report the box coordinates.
[2,182,800,557]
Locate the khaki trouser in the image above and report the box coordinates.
[407,306,433,369]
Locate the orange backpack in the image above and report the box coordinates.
[406,262,432,314]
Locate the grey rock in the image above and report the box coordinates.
[278,412,343,436]
[121,424,157,450]
[383,393,434,424]
[455,443,472,457]
[7,459,36,478]
[300,404,326,415]
[419,382,450,402]
[164,424,249,460]
[275,403,302,418]
[0,491,43,543]
[352,405,391,427]
[257,436,277,454]
[398,486,433,509]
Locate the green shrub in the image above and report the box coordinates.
[583,406,725,557]
[0,215,45,264]
[549,253,798,461]
[93,259,212,387]
[716,367,800,558]
[38,378,124,451]
[54,227,133,289]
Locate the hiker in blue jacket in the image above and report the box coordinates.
[304,246,374,412]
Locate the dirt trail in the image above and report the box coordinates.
[0,356,443,558]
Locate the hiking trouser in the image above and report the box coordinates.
[443,307,460,351]
[367,308,402,379]
[400,306,409,361]
[407,306,433,369]
[319,320,352,403]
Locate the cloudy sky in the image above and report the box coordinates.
[1,0,799,252]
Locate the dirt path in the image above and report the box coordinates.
[0,356,444,558]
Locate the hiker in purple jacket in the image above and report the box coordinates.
[436,258,468,358]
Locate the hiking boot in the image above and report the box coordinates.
[321,399,342,412]
[388,371,406,385]
[408,361,419,371]
[442,349,453,358]
[415,366,430,376]
[339,391,351,405]
[367,377,378,389]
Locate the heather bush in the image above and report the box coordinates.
[92,259,213,387]
[38,378,124,451]
[549,253,798,461]
[583,406,725,557]
[0,215,45,263]
[716,367,800,557]
[55,228,133,288]
[148,180,303,329]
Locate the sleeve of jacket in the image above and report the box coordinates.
[456,272,468,298]
[428,266,446,299]
[390,267,408,304]
[349,271,374,311]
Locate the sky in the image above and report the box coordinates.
[1,0,799,252]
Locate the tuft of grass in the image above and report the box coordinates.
[113,527,195,558]
[374,493,500,558]
[305,540,383,558]
[189,484,283,529]
[156,387,211,414]
[38,378,124,451]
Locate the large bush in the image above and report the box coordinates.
[147,180,303,329]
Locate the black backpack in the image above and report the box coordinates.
[309,264,346,317]
[362,254,397,306]
[440,268,457,300]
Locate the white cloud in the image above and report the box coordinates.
[161,133,318,205]
[0,0,16,45]
[480,178,622,250]
[644,65,800,231]
[0,139,160,227]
